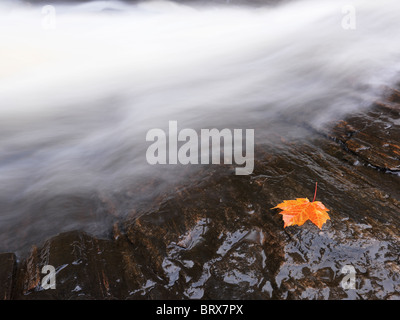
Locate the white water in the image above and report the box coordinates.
[0,0,399,252]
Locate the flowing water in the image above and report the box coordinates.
[0,0,400,258]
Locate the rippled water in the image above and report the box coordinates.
[0,0,400,255]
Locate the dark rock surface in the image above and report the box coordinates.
[12,229,160,299]
[320,88,400,172]
[1,87,400,300]
[0,253,16,300]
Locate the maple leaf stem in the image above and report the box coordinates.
[312,182,318,202]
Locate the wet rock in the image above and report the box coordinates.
[322,95,400,172]
[0,192,118,258]
[12,230,148,299]
[0,253,17,300]
[124,171,286,299]
[5,88,400,300]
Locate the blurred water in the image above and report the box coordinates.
[0,0,400,254]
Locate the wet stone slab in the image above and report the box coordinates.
[12,230,150,299]
[321,89,400,172]
[0,253,16,300]
[3,88,400,300]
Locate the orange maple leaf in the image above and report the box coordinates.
[272,183,330,229]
